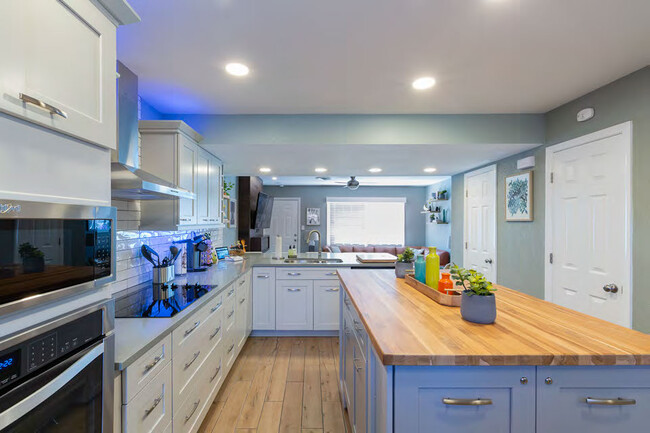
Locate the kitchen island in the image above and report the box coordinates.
[337,269,650,433]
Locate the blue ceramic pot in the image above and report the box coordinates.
[460,291,496,324]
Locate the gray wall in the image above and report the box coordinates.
[425,179,452,253]
[222,175,239,247]
[451,66,650,332]
[263,185,427,249]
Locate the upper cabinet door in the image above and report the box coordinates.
[0,0,117,149]
[208,157,222,223]
[196,150,210,224]
[177,135,198,224]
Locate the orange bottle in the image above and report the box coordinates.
[438,272,454,295]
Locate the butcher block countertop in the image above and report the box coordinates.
[337,269,650,366]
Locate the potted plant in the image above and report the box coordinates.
[223,180,234,197]
[395,247,415,278]
[450,264,497,324]
[19,242,45,273]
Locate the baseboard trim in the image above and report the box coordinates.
[250,330,338,337]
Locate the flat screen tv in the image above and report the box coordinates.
[253,192,274,229]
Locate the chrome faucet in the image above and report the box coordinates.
[307,230,322,258]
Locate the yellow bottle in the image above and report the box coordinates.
[425,247,440,290]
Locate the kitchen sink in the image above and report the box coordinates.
[283,258,344,264]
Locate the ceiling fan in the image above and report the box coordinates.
[333,176,378,190]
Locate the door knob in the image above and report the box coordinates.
[603,284,619,293]
[485,258,493,264]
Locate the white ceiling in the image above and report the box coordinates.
[207,142,539,176]
[118,0,650,115]
[260,176,448,187]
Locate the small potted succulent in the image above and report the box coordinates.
[395,247,415,278]
[19,242,45,273]
[450,264,497,324]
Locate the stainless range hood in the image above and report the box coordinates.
[111,62,195,201]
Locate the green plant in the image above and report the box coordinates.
[18,243,44,259]
[223,180,235,196]
[450,264,495,296]
[397,247,415,263]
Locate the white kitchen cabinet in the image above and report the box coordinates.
[0,0,131,150]
[235,271,252,351]
[253,268,276,330]
[276,280,314,330]
[139,120,224,230]
[122,362,172,433]
[314,280,341,330]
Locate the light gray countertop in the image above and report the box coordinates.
[114,252,394,370]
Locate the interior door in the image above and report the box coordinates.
[464,166,497,283]
[547,123,631,327]
[268,198,300,253]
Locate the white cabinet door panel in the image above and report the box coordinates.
[253,268,276,330]
[313,280,341,330]
[196,150,210,224]
[177,135,197,225]
[276,280,313,330]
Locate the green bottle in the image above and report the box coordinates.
[425,247,440,290]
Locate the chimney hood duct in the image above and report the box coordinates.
[111,62,195,201]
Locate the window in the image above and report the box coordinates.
[326,197,406,245]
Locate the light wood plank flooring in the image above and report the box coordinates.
[199,337,349,433]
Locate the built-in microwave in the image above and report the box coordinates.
[0,201,115,316]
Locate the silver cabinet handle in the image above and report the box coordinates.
[442,398,493,406]
[184,399,201,422]
[288,288,302,292]
[239,279,246,286]
[210,366,221,383]
[227,344,235,354]
[326,272,338,276]
[485,258,493,264]
[144,394,163,417]
[143,354,163,373]
[184,321,200,337]
[585,397,636,406]
[228,289,235,297]
[239,298,246,304]
[210,326,221,340]
[287,272,301,276]
[184,351,200,370]
[257,275,270,279]
[210,302,222,313]
[19,93,68,118]
[603,284,619,293]
[326,287,339,292]
[227,310,234,319]
[353,358,363,372]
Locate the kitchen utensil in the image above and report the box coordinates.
[143,245,160,266]
[141,245,158,266]
[170,245,180,263]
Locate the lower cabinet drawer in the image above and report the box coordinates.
[277,267,342,280]
[123,361,172,433]
[537,366,650,433]
[173,381,207,433]
[123,334,172,403]
[224,334,237,370]
[394,366,535,433]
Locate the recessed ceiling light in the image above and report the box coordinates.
[271,176,278,180]
[412,77,436,90]
[368,168,382,173]
[314,167,328,173]
[225,62,250,77]
[423,167,437,173]
[259,167,271,173]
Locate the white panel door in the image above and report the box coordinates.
[464,166,497,283]
[275,280,313,330]
[268,198,300,253]
[547,123,631,327]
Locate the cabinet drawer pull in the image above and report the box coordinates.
[326,287,340,292]
[184,351,201,370]
[144,394,163,417]
[287,288,302,292]
[210,326,221,340]
[585,397,637,406]
[442,398,493,406]
[228,289,235,297]
[239,297,246,304]
[239,279,246,286]
[287,272,301,276]
[353,358,363,372]
[19,93,68,118]
[143,354,163,373]
[210,366,222,383]
[227,310,234,319]
[227,344,235,354]
[326,272,338,276]
[184,399,201,422]
[184,321,200,337]
[257,275,270,279]
[210,302,222,313]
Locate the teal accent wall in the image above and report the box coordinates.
[263,185,428,250]
[425,179,452,253]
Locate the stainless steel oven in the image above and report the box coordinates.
[0,300,114,432]
[0,200,115,316]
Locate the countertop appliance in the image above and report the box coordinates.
[0,200,116,316]
[180,235,209,272]
[115,283,217,318]
[0,299,114,432]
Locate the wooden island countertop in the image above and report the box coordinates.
[337,269,650,366]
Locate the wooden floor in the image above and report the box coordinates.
[198,337,349,433]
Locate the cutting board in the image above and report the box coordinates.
[356,253,397,263]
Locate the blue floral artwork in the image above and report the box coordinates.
[505,172,533,221]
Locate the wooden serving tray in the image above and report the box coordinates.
[405,274,461,307]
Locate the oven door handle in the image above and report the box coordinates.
[0,341,104,430]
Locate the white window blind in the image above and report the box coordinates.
[326,197,406,246]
